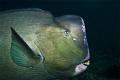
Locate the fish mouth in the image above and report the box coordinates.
[73,53,90,76]
[81,59,90,66]
[73,59,90,76]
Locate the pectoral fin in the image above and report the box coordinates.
[11,27,40,67]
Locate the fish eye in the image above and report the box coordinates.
[72,37,76,41]
[64,31,70,36]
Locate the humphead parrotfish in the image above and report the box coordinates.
[0,8,90,80]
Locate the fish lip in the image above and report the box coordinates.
[73,59,90,76]
[73,63,87,76]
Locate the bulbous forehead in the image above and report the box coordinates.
[54,15,86,35]
[53,15,87,46]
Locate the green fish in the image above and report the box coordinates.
[0,8,90,80]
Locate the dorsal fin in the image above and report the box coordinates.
[11,27,41,67]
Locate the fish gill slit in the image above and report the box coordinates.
[33,42,44,61]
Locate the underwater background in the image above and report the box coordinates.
[0,0,119,80]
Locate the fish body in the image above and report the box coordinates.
[0,8,90,80]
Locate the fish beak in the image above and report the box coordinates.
[81,60,90,66]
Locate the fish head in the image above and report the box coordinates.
[35,15,90,78]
